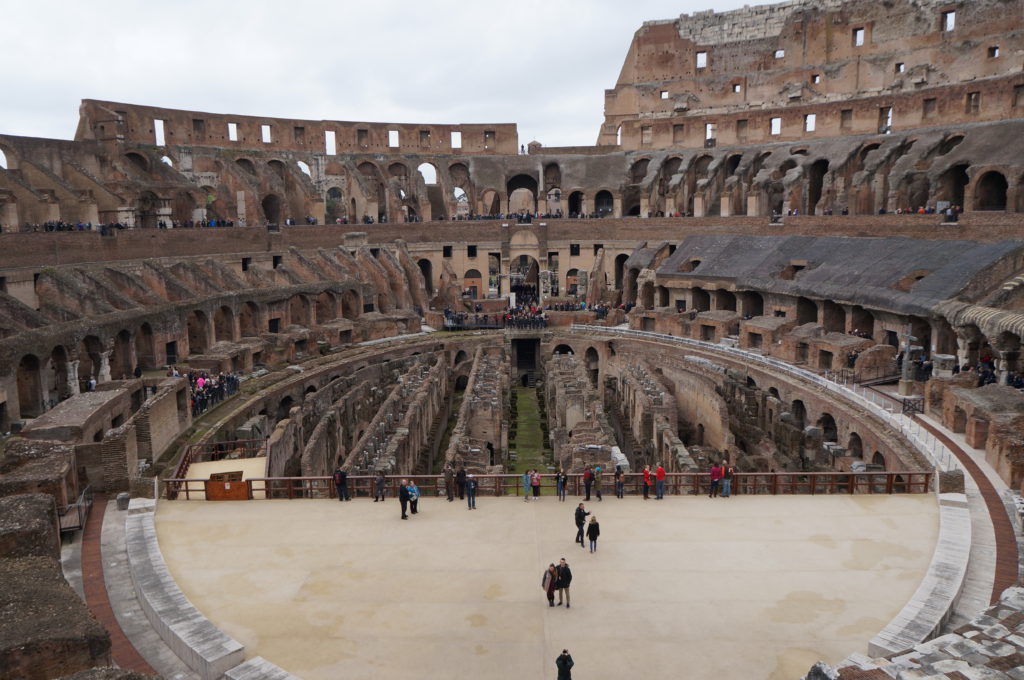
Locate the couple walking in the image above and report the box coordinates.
[574,503,601,552]
[541,558,574,608]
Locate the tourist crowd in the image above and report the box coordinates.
[168,368,240,417]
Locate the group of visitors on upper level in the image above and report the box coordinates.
[168,367,240,418]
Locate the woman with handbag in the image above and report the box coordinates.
[542,563,558,606]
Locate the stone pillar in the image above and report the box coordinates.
[67,360,80,396]
[98,351,112,383]
[720,194,732,217]
[693,195,706,217]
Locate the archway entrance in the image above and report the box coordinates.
[17,354,42,418]
[418,259,433,295]
[509,255,540,304]
[262,194,283,224]
[974,171,1008,210]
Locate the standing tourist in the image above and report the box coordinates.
[709,461,723,498]
[582,465,594,501]
[722,460,734,498]
[556,558,573,608]
[531,469,542,499]
[408,479,420,514]
[556,468,569,501]
[465,474,478,509]
[332,466,349,502]
[523,470,532,502]
[655,462,666,500]
[556,650,574,679]
[574,503,589,547]
[398,478,410,519]
[456,466,467,500]
[586,516,601,553]
[542,563,558,607]
[374,470,386,502]
[614,465,625,499]
[642,464,652,500]
[444,464,455,502]
[593,466,603,502]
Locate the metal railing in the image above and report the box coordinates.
[167,439,267,500]
[162,471,931,501]
[571,325,959,474]
[58,485,94,534]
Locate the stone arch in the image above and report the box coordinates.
[629,158,650,184]
[79,335,103,383]
[974,170,1008,211]
[417,259,433,294]
[125,152,149,173]
[316,291,337,323]
[136,322,155,370]
[276,395,295,424]
[790,399,807,429]
[817,413,838,442]
[821,300,845,333]
[326,187,347,222]
[565,268,580,296]
[594,190,614,216]
[417,163,438,185]
[847,432,863,458]
[692,287,710,312]
[806,159,829,214]
[262,194,283,224]
[938,163,970,208]
[454,350,469,365]
[239,302,261,337]
[507,174,538,213]
[553,344,574,355]
[388,162,408,178]
[187,310,210,355]
[614,253,629,290]
[111,329,133,380]
[796,297,818,325]
[871,451,886,469]
[288,295,311,326]
[341,289,361,320]
[463,268,483,298]
[137,191,163,229]
[17,354,42,418]
[267,159,286,179]
[584,346,600,386]
[235,157,256,175]
[568,191,584,216]
[214,306,235,342]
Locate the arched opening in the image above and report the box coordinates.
[453,187,469,217]
[656,286,670,308]
[48,346,69,402]
[584,346,600,386]
[262,194,282,224]
[137,191,163,229]
[726,154,742,175]
[214,306,235,342]
[463,268,483,298]
[326,187,346,223]
[974,171,1008,211]
[871,452,886,470]
[568,191,583,216]
[235,158,256,175]
[939,164,970,208]
[316,291,337,323]
[692,288,710,312]
[388,162,407,178]
[0,147,8,170]
[187,311,210,354]
[796,297,818,325]
[297,161,311,176]
[807,159,829,214]
[267,159,286,179]
[821,300,845,333]
[239,302,261,337]
[454,350,469,365]
[847,432,863,459]
[160,155,174,168]
[594,190,614,216]
[510,255,540,301]
[901,173,931,213]
[111,329,133,380]
[417,259,433,295]
[417,163,438,185]
[738,291,764,317]
[289,295,310,326]
[507,174,538,213]
[640,282,655,308]
[768,387,780,400]
[614,253,629,290]
[553,344,574,355]
[136,322,155,370]
[17,354,42,418]
[341,290,361,320]
[565,268,580,296]
[817,413,838,442]
[79,335,103,385]
[629,159,650,184]
[276,395,294,424]
[125,152,149,172]
[790,400,807,430]
[716,290,737,312]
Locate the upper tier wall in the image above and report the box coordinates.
[75,100,519,156]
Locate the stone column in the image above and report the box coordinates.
[98,351,112,383]
[67,360,80,396]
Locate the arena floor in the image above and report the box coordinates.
[155,494,938,680]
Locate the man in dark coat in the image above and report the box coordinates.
[556,650,574,679]
[555,558,573,608]
[332,466,349,501]
[574,503,589,547]
[398,478,410,519]
[444,465,455,502]
[456,466,467,499]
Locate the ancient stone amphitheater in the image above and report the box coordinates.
[1,1,1023,679]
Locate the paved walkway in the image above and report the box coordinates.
[157,495,937,680]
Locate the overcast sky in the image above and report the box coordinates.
[1,0,758,148]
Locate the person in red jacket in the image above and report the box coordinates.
[642,464,652,500]
[655,463,666,500]
[709,462,723,498]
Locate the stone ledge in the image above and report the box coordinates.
[224,657,302,680]
[125,510,245,680]
[867,492,972,657]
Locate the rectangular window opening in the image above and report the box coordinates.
[420,129,431,145]
[732,83,742,93]
[261,124,272,143]
[357,128,369,147]
[1015,84,1024,108]
[895,62,905,74]
[878,106,893,133]
[450,131,462,149]
[736,119,748,142]
[988,45,1000,58]
[192,119,206,136]
[840,109,853,131]
[467,245,477,258]
[153,119,165,146]
[923,98,937,119]
[660,90,669,100]
[293,126,305,143]
[388,129,399,147]
[774,49,785,59]
[966,91,980,114]
[696,51,707,69]
[672,124,685,144]
[443,245,453,258]
[272,255,283,269]
[484,130,495,149]
[569,244,580,257]
[705,122,716,140]
[853,28,865,47]
[325,130,336,155]
[641,126,653,145]
[942,10,955,32]
[227,122,238,141]
[812,74,821,84]
[593,243,604,255]
[770,117,782,135]
[804,114,816,132]
[241,257,251,271]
